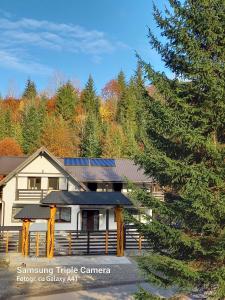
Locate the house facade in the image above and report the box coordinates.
[0,147,164,232]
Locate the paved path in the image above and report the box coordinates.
[0,254,176,299]
[3,253,131,266]
[12,282,175,300]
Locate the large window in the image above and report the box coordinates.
[28,177,41,190]
[55,207,71,223]
[48,177,59,190]
[11,206,24,223]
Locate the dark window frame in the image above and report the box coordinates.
[11,206,24,223]
[28,177,41,190]
[55,207,71,223]
[48,177,59,190]
[87,182,97,191]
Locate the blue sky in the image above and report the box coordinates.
[0,0,169,97]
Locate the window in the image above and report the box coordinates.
[48,178,59,190]
[28,177,41,190]
[55,207,71,223]
[87,182,97,191]
[11,206,24,223]
[113,183,122,192]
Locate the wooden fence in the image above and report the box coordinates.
[0,227,22,253]
[0,226,150,257]
[125,226,150,252]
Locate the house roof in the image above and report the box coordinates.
[0,147,87,190]
[63,159,152,183]
[0,156,26,175]
[14,204,50,219]
[0,151,152,184]
[41,191,132,206]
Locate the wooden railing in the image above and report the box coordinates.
[152,191,164,201]
[16,189,49,201]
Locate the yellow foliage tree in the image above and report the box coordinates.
[41,116,77,157]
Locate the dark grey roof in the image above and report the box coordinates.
[63,159,152,183]
[0,155,152,183]
[41,191,132,206]
[14,204,50,219]
[0,156,26,175]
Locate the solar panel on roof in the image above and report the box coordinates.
[90,158,115,167]
[64,158,89,166]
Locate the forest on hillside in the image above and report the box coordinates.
[0,64,154,158]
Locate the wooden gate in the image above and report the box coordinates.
[53,230,117,256]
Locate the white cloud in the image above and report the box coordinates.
[0,50,52,75]
[0,16,127,74]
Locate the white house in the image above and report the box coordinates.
[0,147,164,232]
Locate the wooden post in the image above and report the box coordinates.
[115,206,124,257]
[68,232,72,255]
[35,232,40,257]
[46,206,56,259]
[138,235,142,255]
[105,230,109,255]
[5,232,9,254]
[22,219,30,256]
[18,230,22,253]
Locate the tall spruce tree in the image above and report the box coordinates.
[116,71,127,124]
[22,79,37,100]
[81,113,101,157]
[129,0,225,299]
[82,75,100,117]
[22,103,46,154]
[55,81,78,121]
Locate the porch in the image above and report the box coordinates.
[2,191,150,258]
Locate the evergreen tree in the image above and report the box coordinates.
[117,72,142,155]
[55,81,78,121]
[0,109,13,139]
[129,1,225,299]
[117,71,126,96]
[81,75,100,117]
[102,123,125,158]
[81,113,101,157]
[133,63,149,145]
[12,122,23,146]
[3,110,13,138]
[22,103,46,154]
[22,79,37,100]
[116,71,127,124]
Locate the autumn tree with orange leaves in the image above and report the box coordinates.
[0,138,23,156]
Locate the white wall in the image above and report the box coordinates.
[2,177,17,226]
[2,154,80,227]
[26,206,118,232]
